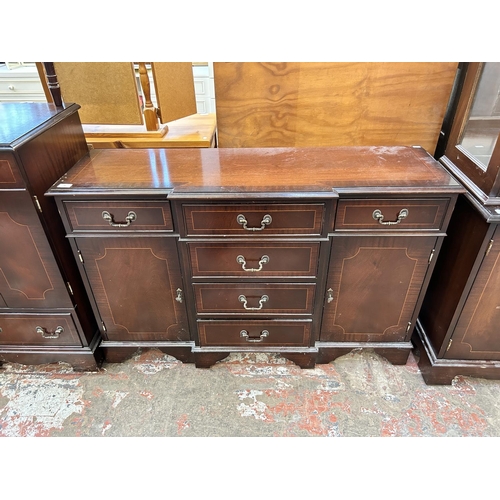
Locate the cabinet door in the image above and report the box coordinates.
[76,237,189,341]
[446,226,500,360]
[0,191,72,308]
[321,236,436,342]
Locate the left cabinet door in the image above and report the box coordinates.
[76,236,189,341]
[0,191,72,309]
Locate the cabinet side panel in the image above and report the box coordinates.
[16,111,98,342]
[419,195,490,353]
[446,225,500,359]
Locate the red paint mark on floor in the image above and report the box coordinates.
[140,390,154,400]
[177,414,190,434]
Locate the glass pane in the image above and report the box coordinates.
[459,62,500,170]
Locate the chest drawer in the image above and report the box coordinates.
[0,312,82,346]
[197,319,312,347]
[334,198,449,231]
[63,201,174,232]
[188,242,320,278]
[183,203,325,236]
[193,283,316,315]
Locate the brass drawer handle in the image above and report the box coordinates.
[36,326,64,339]
[236,214,272,231]
[240,329,269,343]
[238,294,269,311]
[236,254,270,272]
[102,210,137,227]
[372,208,409,225]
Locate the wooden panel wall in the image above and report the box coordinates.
[214,62,458,153]
[54,62,143,125]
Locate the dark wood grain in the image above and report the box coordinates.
[46,146,462,196]
[0,191,72,308]
[321,235,437,342]
[183,203,325,236]
[188,242,320,278]
[193,283,316,315]
[0,312,81,346]
[197,320,312,347]
[335,198,450,231]
[64,200,173,232]
[46,142,463,371]
[76,236,189,342]
[0,103,101,370]
[445,225,500,360]
[418,195,491,354]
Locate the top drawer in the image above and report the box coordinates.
[183,203,325,236]
[334,198,450,231]
[63,201,174,232]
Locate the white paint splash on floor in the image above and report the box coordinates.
[0,376,84,437]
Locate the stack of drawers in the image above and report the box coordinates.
[180,202,330,367]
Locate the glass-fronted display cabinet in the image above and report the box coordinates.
[441,62,500,204]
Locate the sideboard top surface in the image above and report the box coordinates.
[47,146,463,196]
[0,102,79,147]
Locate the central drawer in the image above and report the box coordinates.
[193,283,316,315]
[188,242,320,278]
[63,201,174,232]
[197,320,312,347]
[183,203,325,236]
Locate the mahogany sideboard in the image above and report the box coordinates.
[0,102,101,369]
[46,146,463,369]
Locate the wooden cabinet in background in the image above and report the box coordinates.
[415,62,500,384]
[0,103,101,369]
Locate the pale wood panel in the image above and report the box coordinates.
[54,62,143,125]
[152,63,197,124]
[214,62,458,154]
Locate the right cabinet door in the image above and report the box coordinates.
[76,237,189,342]
[321,236,436,343]
[445,226,500,360]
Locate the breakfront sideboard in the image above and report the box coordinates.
[0,103,101,369]
[415,62,500,384]
[46,146,462,369]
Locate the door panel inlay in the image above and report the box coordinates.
[334,247,416,334]
[96,248,175,333]
[0,160,16,183]
[0,212,53,299]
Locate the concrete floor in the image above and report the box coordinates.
[1,348,500,437]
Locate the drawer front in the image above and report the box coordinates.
[335,199,449,231]
[63,201,174,232]
[198,320,312,347]
[0,152,25,189]
[0,312,82,346]
[183,203,325,236]
[188,242,320,278]
[193,283,316,315]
